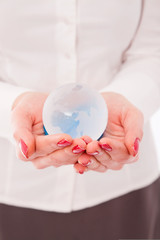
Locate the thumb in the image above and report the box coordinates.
[123,108,144,157]
[11,108,35,160]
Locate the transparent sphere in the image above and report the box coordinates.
[43,83,108,140]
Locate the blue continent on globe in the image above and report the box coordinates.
[51,111,80,139]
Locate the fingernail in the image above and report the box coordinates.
[57,139,71,147]
[87,151,99,156]
[81,138,89,144]
[72,145,85,154]
[133,138,140,156]
[82,160,91,167]
[79,170,84,174]
[19,139,28,158]
[99,143,112,152]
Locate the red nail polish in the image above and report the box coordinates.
[88,151,99,155]
[72,145,85,154]
[99,143,112,152]
[79,170,84,174]
[19,139,28,158]
[133,138,140,156]
[82,160,91,167]
[57,139,71,147]
[81,138,89,144]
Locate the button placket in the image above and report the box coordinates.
[55,0,77,85]
[54,0,77,211]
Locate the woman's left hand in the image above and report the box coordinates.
[74,92,144,174]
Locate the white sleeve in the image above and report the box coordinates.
[100,0,160,123]
[0,81,31,140]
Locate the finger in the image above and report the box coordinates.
[55,138,86,164]
[106,161,124,170]
[86,140,125,170]
[32,122,44,135]
[74,161,107,173]
[32,138,86,169]
[32,155,61,169]
[11,108,35,160]
[122,153,139,164]
[86,140,111,167]
[34,133,72,157]
[123,108,144,156]
[80,135,92,144]
[77,153,107,172]
[74,163,87,174]
[77,152,92,166]
[99,137,132,163]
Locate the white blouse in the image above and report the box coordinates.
[0,0,160,212]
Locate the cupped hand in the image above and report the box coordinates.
[74,92,144,174]
[11,92,86,169]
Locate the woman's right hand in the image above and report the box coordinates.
[11,92,86,169]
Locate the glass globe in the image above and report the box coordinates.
[43,83,108,140]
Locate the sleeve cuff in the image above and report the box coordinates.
[0,82,33,141]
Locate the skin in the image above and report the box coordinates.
[11,91,144,172]
[11,92,86,169]
[74,92,144,173]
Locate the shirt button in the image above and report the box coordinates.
[65,53,71,59]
